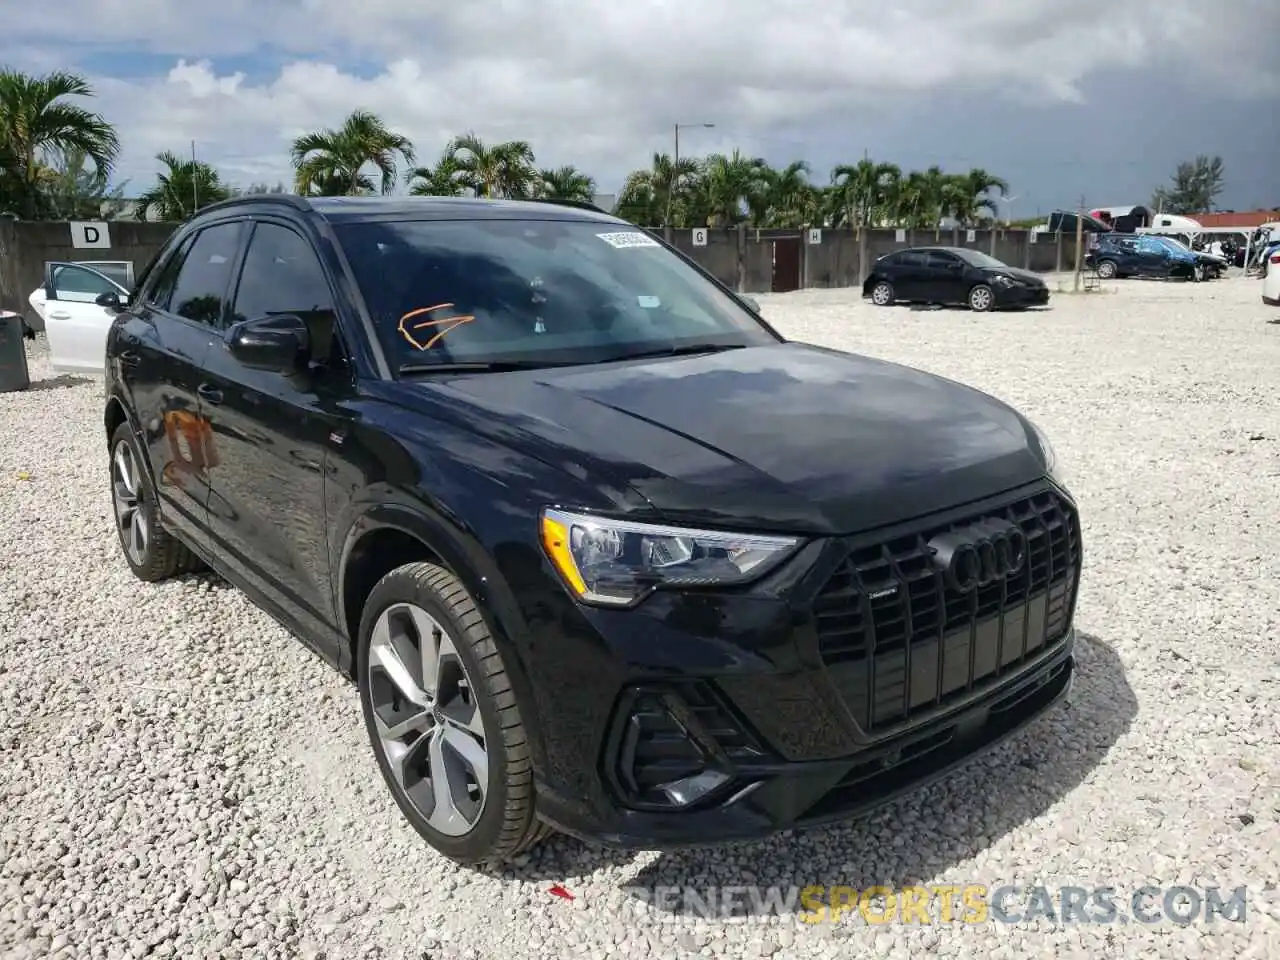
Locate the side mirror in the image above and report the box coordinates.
[225,314,311,373]
[740,295,761,314]
[95,290,124,311]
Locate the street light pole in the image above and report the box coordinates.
[666,122,714,228]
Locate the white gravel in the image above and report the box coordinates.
[2,274,1279,960]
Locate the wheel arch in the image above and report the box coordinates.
[335,501,547,767]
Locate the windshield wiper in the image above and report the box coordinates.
[599,343,748,363]
[398,359,576,375]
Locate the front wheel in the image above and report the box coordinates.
[870,280,895,306]
[968,284,995,312]
[358,561,549,866]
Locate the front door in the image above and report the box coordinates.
[119,222,245,547]
[37,262,126,374]
[199,219,347,655]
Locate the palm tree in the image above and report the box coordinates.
[290,110,414,196]
[698,151,770,227]
[0,68,119,219]
[950,168,1008,225]
[537,165,596,202]
[40,146,129,220]
[830,159,900,229]
[135,150,232,221]
[407,152,465,196]
[615,153,700,227]
[444,133,537,198]
[750,160,812,228]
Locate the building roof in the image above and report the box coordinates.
[1185,210,1280,229]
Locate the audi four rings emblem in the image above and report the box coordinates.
[926,518,1028,592]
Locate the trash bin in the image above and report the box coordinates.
[0,310,31,392]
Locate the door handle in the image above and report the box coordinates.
[197,383,223,405]
[119,350,140,367]
[49,311,71,320]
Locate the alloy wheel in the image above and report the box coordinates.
[367,602,489,837]
[872,282,893,306]
[111,440,149,566]
[1097,261,1116,279]
[969,285,993,311]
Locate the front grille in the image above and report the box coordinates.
[815,487,1081,733]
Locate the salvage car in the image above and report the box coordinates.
[29,261,131,373]
[862,246,1050,311]
[100,195,1081,866]
[1085,233,1220,281]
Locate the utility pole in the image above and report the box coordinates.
[1073,194,1085,292]
[666,122,714,228]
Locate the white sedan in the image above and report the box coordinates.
[28,262,131,375]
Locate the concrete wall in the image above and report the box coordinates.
[0,217,179,315]
[0,217,1082,317]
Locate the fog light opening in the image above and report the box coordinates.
[657,768,732,807]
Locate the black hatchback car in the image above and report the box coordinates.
[862,246,1050,311]
[99,196,1081,866]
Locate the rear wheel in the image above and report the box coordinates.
[109,423,202,581]
[968,284,995,312]
[358,561,549,866]
[1096,259,1118,279]
[870,280,895,306]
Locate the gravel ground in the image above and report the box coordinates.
[2,274,1279,960]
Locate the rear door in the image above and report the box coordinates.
[923,250,966,302]
[888,251,927,299]
[36,262,128,373]
[116,220,246,547]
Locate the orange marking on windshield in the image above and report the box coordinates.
[398,303,476,350]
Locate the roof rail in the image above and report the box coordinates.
[195,193,311,216]
[524,197,607,214]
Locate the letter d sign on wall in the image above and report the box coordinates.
[70,221,111,249]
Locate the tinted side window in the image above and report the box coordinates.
[898,252,926,267]
[231,223,339,363]
[145,234,196,311]
[925,252,959,269]
[49,264,120,300]
[168,223,243,327]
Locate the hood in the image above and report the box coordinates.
[406,342,1049,535]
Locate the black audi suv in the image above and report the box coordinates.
[99,195,1081,865]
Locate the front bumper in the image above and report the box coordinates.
[524,479,1082,849]
[994,283,1050,307]
[539,635,1074,848]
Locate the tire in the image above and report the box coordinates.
[109,422,202,581]
[869,280,895,306]
[1096,260,1118,279]
[967,284,995,312]
[357,561,549,866]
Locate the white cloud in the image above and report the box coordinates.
[4,0,1276,192]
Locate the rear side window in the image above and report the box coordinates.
[145,233,195,310]
[898,252,926,267]
[925,252,959,269]
[166,222,244,327]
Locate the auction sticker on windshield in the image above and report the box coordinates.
[597,232,660,249]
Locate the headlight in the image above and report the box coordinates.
[1029,420,1065,484]
[992,274,1016,287]
[539,508,800,607]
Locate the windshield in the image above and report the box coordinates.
[334,219,778,371]
[952,249,1010,270]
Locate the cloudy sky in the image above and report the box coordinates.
[6,0,1279,218]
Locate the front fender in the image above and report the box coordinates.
[335,493,552,775]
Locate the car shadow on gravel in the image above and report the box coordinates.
[22,373,93,391]
[516,632,1136,912]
